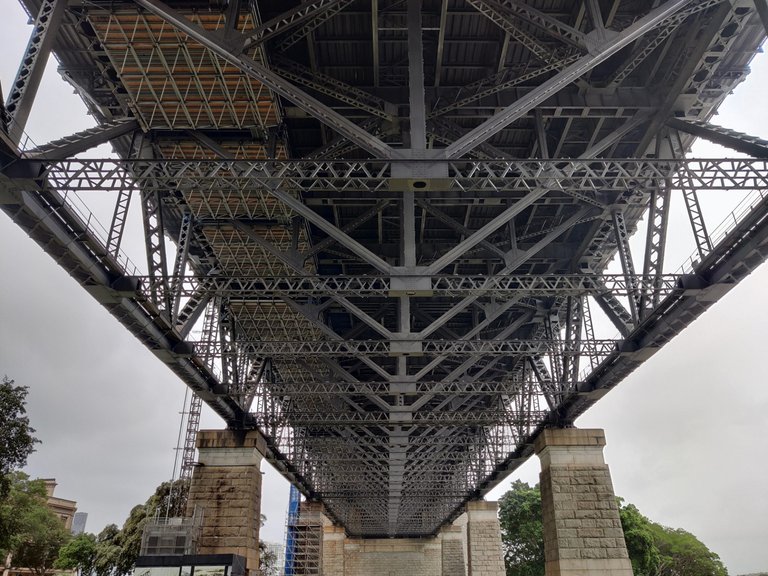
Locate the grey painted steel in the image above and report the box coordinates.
[25,119,139,160]
[17,158,768,192]
[5,0,66,145]
[2,0,768,540]
[132,0,398,159]
[667,117,768,158]
[237,0,348,53]
[443,0,695,158]
[756,0,768,37]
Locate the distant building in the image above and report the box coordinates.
[2,479,78,576]
[263,542,285,576]
[42,479,78,532]
[71,512,88,536]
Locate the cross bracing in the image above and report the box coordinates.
[2,0,768,538]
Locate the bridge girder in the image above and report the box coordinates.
[2,0,768,538]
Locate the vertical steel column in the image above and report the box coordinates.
[534,109,549,158]
[5,0,67,146]
[684,189,713,261]
[387,8,426,521]
[371,0,380,88]
[140,189,172,313]
[171,213,194,323]
[387,3,425,527]
[562,296,583,387]
[107,189,132,259]
[544,313,563,391]
[582,296,598,371]
[199,298,220,372]
[529,356,556,410]
[612,210,641,322]
[670,130,713,261]
[586,0,606,40]
[640,179,671,316]
[407,0,426,151]
[388,193,415,533]
[219,303,240,388]
[107,131,143,260]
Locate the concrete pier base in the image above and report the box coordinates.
[535,428,633,576]
[289,501,507,575]
[186,430,266,576]
[465,501,506,576]
[441,525,467,576]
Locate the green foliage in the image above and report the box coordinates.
[258,541,277,576]
[651,525,728,576]
[0,473,70,576]
[92,525,123,576]
[498,481,545,576]
[498,482,728,576]
[81,479,190,576]
[0,377,40,497]
[11,508,71,576]
[55,532,98,574]
[618,500,659,576]
[0,472,49,553]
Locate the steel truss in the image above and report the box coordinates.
[10,158,768,194]
[3,0,768,539]
[126,273,683,299]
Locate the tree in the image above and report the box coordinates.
[497,481,544,576]
[91,525,122,576]
[0,377,39,498]
[55,532,97,575]
[258,541,277,576]
[618,500,660,576]
[88,480,278,576]
[0,473,49,554]
[11,504,71,576]
[88,479,190,576]
[257,514,277,576]
[498,482,728,576]
[0,473,70,576]
[651,525,728,576]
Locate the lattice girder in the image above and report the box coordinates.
[3,0,768,539]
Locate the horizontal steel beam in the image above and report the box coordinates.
[667,117,768,158]
[9,158,768,194]
[138,273,683,298]
[189,338,619,357]
[259,379,567,396]
[25,119,140,160]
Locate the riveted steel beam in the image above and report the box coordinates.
[667,117,768,158]
[5,0,67,146]
[443,0,696,159]
[25,119,140,160]
[132,0,399,159]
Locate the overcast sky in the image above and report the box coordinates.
[1,2,767,574]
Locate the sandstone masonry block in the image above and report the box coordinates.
[537,428,633,576]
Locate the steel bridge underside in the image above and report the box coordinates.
[2,0,768,538]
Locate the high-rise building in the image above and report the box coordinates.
[71,512,88,536]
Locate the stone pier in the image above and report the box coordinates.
[186,429,266,576]
[535,428,633,576]
[465,501,506,576]
[288,500,505,575]
[441,525,466,576]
